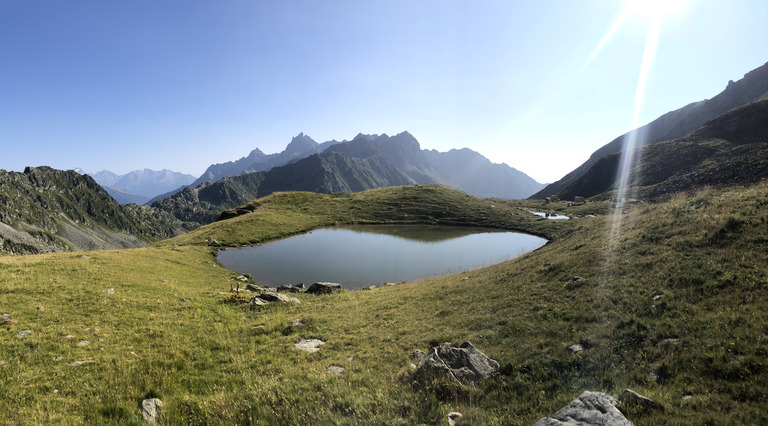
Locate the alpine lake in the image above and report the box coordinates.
[217,224,547,290]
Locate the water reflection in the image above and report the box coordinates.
[217,225,546,289]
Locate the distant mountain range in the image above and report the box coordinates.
[0,167,186,254]
[150,132,545,226]
[89,169,196,204]
[532,60,768,200]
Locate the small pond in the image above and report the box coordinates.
[217,224,546,290]
[530,211,570,220]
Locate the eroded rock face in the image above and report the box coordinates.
[415,342,499,385]
[533,391,632,426]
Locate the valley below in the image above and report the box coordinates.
[2,184,767,424]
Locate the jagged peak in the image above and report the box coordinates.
[284,132,318,155]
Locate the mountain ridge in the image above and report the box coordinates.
[556,99,768,201]
[532,60,768,199]
[0,167,186,254]
[151,133,544,226]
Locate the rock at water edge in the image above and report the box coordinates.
[305,282,342,295]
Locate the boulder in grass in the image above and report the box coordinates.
[533,391,632,426]
[305,282,342,295]
[140,398,164,424]
[415,342,499,385]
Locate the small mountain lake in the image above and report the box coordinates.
[217,224,547,289]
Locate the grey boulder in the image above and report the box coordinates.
[415,342,499,385]
[533,391,632,425]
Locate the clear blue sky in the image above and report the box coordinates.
[1,0,766,183]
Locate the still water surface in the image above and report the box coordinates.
[217,225,546,289]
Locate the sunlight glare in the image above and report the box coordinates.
[625,0,692,21]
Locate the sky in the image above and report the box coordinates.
[1,0,766,183]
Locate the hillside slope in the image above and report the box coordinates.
[557,99,768,200]
[532,60,768,199]
[0,167,185,254]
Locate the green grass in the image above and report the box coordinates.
[1,183,767,424]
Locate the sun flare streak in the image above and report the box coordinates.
[608,13,663,247]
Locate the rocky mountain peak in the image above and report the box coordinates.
[284,133,318,156]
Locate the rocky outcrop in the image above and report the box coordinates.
[414,342,499,385]
[533,391,632,426]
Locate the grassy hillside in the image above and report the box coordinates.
[1,184,766,424]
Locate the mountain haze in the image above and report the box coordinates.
[90,169,196,204]
[532,60,768,199]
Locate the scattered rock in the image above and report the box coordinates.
[294,338,325,353]
[648,370,660,383]
[52,388,58,394]
[248,297,268,309]
[568,343,584,353]
[103,288,115,294]
[327,365,345,375]
[162,280,170,284]
[385,282,398,286]
[78,340,90,346]
[361,285,377,291]
[52,356,62,361]
[244,284,264,292]
[36,306,44,311]
[80,255,91,259]
[276,284,303,293]
[179,298,191,303]
[63,335,75,339]
[346,356,354,362]
[140,398,164,424]
[16,330,32,339]
[259,292,300,304]
[233,275,249,283]
[290,319,304,327]
[619,388,664,412]
[415,342,499,385]
[533,391,632,426]
[682,394,692,401]
[68,360,94,367]
[447,411,463,426]
[305,282,342,295]
[1,314,17,325]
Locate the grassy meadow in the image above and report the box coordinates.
[1,184,767,424]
